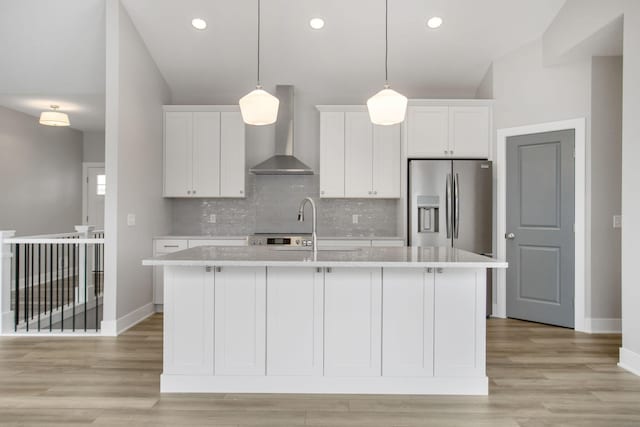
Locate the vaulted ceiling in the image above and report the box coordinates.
[122,0,566,103]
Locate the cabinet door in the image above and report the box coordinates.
[407,106,449,157]
[345,112,374,197]
[324,267,382,377]
[214,267,266,376]
[372,123,401,198]
[220,112,246,198]
[164,112,193,197]
[449,106,490,158]
[163,266,215,375]
[266,267,324,376]
[434,268,486,377]
[319,112,345,198]
[382,268,434,377]
[192,112,221,197]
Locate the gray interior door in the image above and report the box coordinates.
[506,130,575,328]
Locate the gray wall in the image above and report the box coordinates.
[0,105,83,236]
[104,0,172,325]
[172,175,399,237]
[82,130,105,162]
[590,56,622,319]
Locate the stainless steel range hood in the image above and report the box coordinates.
[250,85,313,175]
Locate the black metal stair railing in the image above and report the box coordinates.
[9,233,104,333]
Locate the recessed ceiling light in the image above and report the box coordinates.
[191,18,207,30]
[309,18,325,30]
[427,16,443,29]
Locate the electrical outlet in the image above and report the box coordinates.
[208,214,217,224]
[613,215,622,229]
[127,213,136,226]
[352,214,359,224]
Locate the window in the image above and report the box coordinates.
[96,174,106,196]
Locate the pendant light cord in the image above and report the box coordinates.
[385,0,389,85]
[257,0,261,87]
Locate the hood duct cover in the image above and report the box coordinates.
[250,85,313,175]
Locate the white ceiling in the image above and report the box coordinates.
[122,0,566,103]
[0,0,105,132]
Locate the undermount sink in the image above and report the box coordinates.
[269,246,361,252]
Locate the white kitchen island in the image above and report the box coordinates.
[143,246,507,395]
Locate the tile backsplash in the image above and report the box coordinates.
[172,175,400,237]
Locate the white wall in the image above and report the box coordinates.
[83,131,105,163]
[590,56,622,320]
[0,106,83,236]
[540,0,640,375]
[103,0,172,333]
[475,65,493,99]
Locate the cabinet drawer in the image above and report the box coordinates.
[371,239,405,247]
[318,239,372,248]
[188,239,247,248]
[154,239,188,254]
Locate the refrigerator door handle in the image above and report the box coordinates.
[454,173,460,239]
[445,173,452,238]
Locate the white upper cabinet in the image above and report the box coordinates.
[449,106,490,158]
[406,103,491,159]
[164,112,193,197]
[407,106,449,157]
[163,107,245,198]
[318,107,401,199]
[345,112,374,198]
[319,112,345,198]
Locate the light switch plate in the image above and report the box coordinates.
[613,215,622,229]
[352,214,359,224]
[127,213,136,226]
[208,214,217,224]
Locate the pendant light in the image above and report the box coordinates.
[39,105,70,127]
[239,0,279,126]
[366,0,407,126]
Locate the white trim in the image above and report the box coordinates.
[161,375,489,395]
[100,302,154,336]
[618,347,640,376]
[82,162,105,226]
[585,318,622,333]
[496,118,587,332]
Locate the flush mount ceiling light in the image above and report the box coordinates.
[366,0,408,126]
[427,16,443,29]
[191,18,207,30]
[239,0,279,125]
[39,105,70,127]
[309,17,325,30]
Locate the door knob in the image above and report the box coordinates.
[505,232,516,240]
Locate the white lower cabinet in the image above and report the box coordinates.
[163,266,215,375]
[214,266,266,376]
[266,267,324,376]
[434,268,485,377]
[382,268,434,377]
[324,267,382,377]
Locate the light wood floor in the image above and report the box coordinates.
[0,315,638,426]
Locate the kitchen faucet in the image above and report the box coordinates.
[297,197,318,252]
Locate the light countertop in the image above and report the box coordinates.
[143,246,507,269]
[154,235,404,240]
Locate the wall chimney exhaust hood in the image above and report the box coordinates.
[250,85,313,175]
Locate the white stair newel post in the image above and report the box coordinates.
[0,231,16,334]
[74,226,94,304]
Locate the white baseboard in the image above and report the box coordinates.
[585,318,622,333]
[619,347,640,376]
[154,304,164,313]
[101,302,154,336]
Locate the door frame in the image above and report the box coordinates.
[82,162,106,227]
[495,118,586,332]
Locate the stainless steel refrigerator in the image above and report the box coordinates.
[408,160,493,314]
